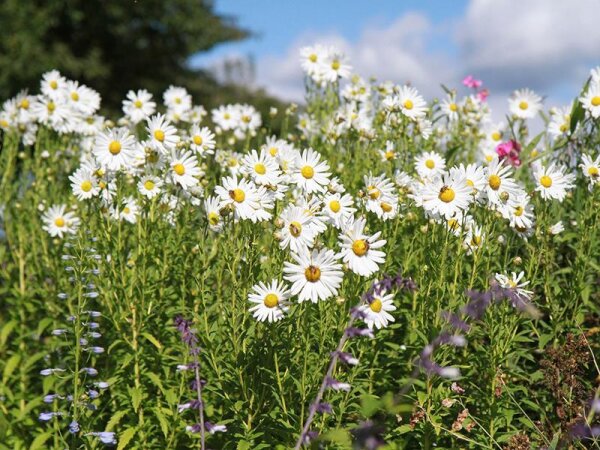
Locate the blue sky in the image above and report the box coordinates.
[193,0,467,65]
[192,0,600,114]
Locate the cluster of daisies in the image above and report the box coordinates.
[6,51,599,330]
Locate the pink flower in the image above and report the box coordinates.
[476,89,489,102]
[462,75,482,89]
[495,140,522,167]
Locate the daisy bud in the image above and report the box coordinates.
[420,225,428,234]
[512,256,522,266]
[500,191,510,202]
[335,296,346,305]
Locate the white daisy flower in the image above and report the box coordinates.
[279,205,318,254]
[322,193,356,229]
[241,149,282,186]
[292,148,331,194]
[580,154,600,190]
[495,271,533,301]
[204,196,224,232]
[300,45,328,78]
[283,248,343,303]
[122,89,156,124]
[163,86,192,112]
[579,81,600,118]
[248,279,291,323]
[547,106,571,139]
[548,221,564,235]
[534,163,575,202]
[363,173,397,214]
[69,166,100,200]
[359,291,396,330]
[92,127,137,171]
[397,85,428,120]
[189,125,215,155]
[484,160,522,206]
[146,114,179,154]
[450,163,486,199]
[320,49,352,83]
[339,217,386,277]
[137,175,163,199]
[42,205,80,238]
[440,96,460,121]
[501,194,535,230]
[214,176,261,221]
[509,88,542,119]
[415,151,446,179]
[40,70,67,99]
[169,150,202,190]
[419,172,473,219]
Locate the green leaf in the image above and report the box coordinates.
[106,410,129,431]
[237,441,252,450]
[142,332,162,350]
[145,372,165,396]
[153,408,169,438]
[0,320,18,348]
[319,429,351,445]
[2,354,21,384]
[117,427,137,450]
[130,386,143,412]
[30,431,52,450]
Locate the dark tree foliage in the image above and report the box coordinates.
[0,0,279,113]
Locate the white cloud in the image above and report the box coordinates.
[458,0,600,93]
[207,0,599,116]
[254,12,456,102]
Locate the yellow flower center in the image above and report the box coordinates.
[368,185,380,200]
[229,188,245,203]
[385,150,395,160]
[381,202,392,212]
[369,298,382,313]
[438,186,455,203]
[223,113,231,120]
[591,96,600,107]
[448,218,459,230]
[329,200,341,213]
[50,80,58,89]
[466,179,474,187]
[174,97,181,104]
[134,100,143,108]
[471,235,482,246]
[81,180,92,192]
[301,165,314,179]
[47,102,56,112]
[193,135,203,145]
[109,141,122,155]
[540,175,552,188]
[154,130,165,142]
[309,54,317,63]
[0,119,8,127]
[518,101,529,110]
[588,166,599,177]
[123,207,131,214]
[19,99,30,109]
[488,174,501,190]
[144,180,155,191]
[305,265,321,282]
[289,221,302,237]
[208,212,220,226]
[70,92,79,101]
[403,99,414,110]
[54,217,65,227]
[269,147,278,156]
[242,115,251,123]
[531,149,539,158]
[173,163,185,176]
[331,60,341,70]
[425,159,435,169]
[449,103,458,112]
[559,123,568,133]
[491,131,501,141]
[514,206,524,217]
[264,293,279,308]
[254,163,266,175]
[352,239,369,256]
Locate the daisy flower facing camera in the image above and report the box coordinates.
[534,163,575,202]
[42,204,80,238]
[339,217,386,277]
[292,148,331,194]
[248,280,291,323]
[509,89,542,120]
[283,248,343,303]
[420,172,473,219]
[93,128,136,171]
[359,291,396,330]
